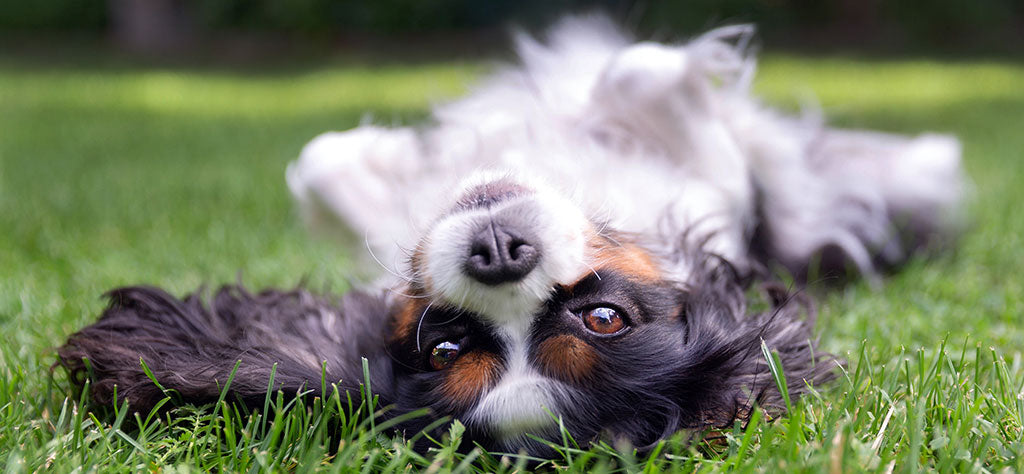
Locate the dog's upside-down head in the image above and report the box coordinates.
[390,173,836,451]
[58,16,965,457]
[59,173,836,455]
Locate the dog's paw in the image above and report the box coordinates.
[287,126,422,231]
[886,133,964,213]
[594,43,689,105]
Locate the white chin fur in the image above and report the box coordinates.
[467,327,568,442]
[470,375,560,441]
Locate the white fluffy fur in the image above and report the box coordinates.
[422,176,593,439]
[287,14,964,285]
[423,185,589,325]
[286,16,964,437]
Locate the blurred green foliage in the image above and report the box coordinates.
[1,0,1021,50]
[0,50,1023,472]
[0,0,105,30]
[190,0,600,33]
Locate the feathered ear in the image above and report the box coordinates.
[675,262,838,428]
[57,285,397,413]
[729,282,838,419]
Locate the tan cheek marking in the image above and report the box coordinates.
[391,298,423,342]
[441,351,502,408]
[393,244,434,342]
[537,334,599,384]
[586,234,662,283]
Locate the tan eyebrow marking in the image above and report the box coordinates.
[579,232,663,284]
[441,350,502,408]
[537,334,599,384]
[391,297,425,342]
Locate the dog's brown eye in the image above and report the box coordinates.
[582,307,626,335]
[430,341,461,370]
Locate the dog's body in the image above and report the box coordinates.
[60,17,964,456]
[287,18,962,281]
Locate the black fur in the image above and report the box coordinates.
[59,286,396,410]
[58,253,835,456]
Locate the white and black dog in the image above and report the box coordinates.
[60,17,964,455]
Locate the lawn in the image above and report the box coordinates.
[1,49,1022,472]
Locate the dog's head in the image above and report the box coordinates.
[56,171,834,457]
[383,173,834,453]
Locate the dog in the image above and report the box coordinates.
[59,17,964,456]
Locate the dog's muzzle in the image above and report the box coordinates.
[455,179,543,286]
[465,219,541,285]
[417,174,590,325]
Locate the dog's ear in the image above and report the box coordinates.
[674,265,837,429]
[57,285,397,413]
[727,284,837,421]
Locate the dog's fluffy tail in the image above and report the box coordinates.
[57,285,395,413]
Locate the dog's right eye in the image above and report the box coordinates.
[582,306,627,335]
[429,341,462,370]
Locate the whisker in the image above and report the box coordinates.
[395,242,416,259]
[386,287,432,299]
[390,246,420,283]
[431,309,464,326]
[588,193,612,224]
[364,229,414,283]
[583,260,602,281]
[592,193,616,233]
[594,218,612,240]
[601,232,624,248]
[414,300,435,353]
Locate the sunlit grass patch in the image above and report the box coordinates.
[1,53,1022,471]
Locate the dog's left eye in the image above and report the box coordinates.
[582,306,627,335]
[429,341,462,370]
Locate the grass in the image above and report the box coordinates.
[1,49,1023,472]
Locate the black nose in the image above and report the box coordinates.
[465,223,541,285]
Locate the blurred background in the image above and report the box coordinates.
[2,2,1024,469]
[0,0,1021,330]
[0,0,1021,321]
[2,0,1022,56]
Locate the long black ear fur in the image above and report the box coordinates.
[698,285,836,426]
[666,261,838,432]
[57,285,396,413]
[57,278,837,451]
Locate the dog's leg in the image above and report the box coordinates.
[588,38,963,279]
[739,109,964,278]
[57,286,395,413]
[287,126,427,267]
